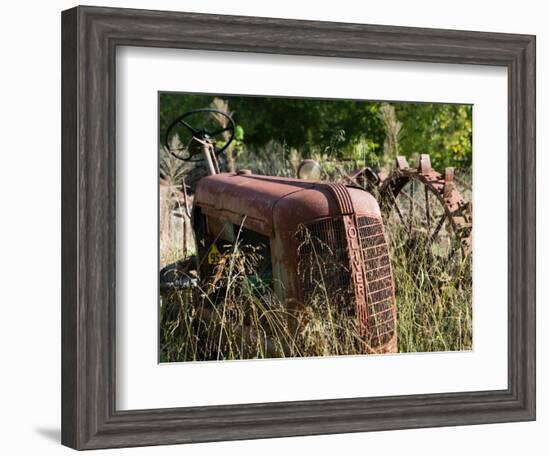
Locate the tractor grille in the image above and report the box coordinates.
[296,216,396,351]
[356,216,396,348]
[296,218,355,316]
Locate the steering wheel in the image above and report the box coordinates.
[164,108,236,161]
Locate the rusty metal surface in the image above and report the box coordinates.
[194,172,397,354]
[356,216,396,351]
[294,214,397,354]
[418,153,432,174]
[379,155,472,258]
[195,173,315,236]
[195,173,382,235]
[396,156,410,171]
[296,217,353,308]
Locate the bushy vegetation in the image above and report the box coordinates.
[160,93,472,169]
[159,156,472,362]
[159,96,472,361]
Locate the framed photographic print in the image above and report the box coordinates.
[61,5,536,450]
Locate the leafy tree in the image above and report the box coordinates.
[395,103,472,169]
[159,93,472,170]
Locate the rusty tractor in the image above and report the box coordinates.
[160,108,474,355]
[161,108,398,354]
[351,155,472,264]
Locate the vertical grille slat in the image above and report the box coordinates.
[357,216,396,348]
[296,218,355,316]
[296,215,396,351]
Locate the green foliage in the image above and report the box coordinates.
[159,93,472,171]
[234,124,244,142]
[395,103,472,168]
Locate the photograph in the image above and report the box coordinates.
[158,93,473,362]
[0,0,542,453]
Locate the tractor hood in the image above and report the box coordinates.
[194,172,380,237]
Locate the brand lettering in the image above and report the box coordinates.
[345,217,368,336]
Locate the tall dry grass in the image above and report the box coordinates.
[160,233,375,362]
[159,138,472,361]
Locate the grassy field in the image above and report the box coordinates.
[159,145,472,362]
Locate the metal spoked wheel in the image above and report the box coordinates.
[379,154,472,268]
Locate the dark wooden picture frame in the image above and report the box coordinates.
[61,5,536,450]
